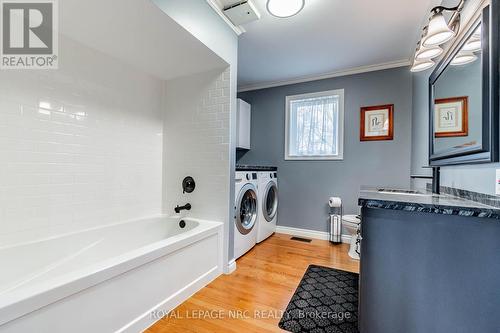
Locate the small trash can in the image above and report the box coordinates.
[329,214,342,244]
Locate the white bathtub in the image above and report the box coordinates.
[0,216,223,333]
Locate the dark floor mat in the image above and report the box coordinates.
[278,265,359,333]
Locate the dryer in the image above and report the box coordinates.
[256,171,278,243]
[234,171,258,259]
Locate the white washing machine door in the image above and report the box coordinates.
[262,181,278,222]
[236,183,258,235]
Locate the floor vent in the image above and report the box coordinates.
[291,236,312,243]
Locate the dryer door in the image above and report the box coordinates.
[236,183,258,235]
[262,181,278,222]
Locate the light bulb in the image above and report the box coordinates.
[411,59,435,72]
[462,37,481,52]
[415,45,443,60]
[423,12,455,46]
[451,51,478,66]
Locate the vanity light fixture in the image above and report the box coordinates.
[267,0,305,18]
[462,37,482,52]
[451,51,478,66]
[411,1,465,72]
[415,44,443,61]
[410,59,435,72]
[422,10,456,47]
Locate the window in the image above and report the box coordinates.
[285,89,344,160]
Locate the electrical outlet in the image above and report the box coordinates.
[496,169,500,195]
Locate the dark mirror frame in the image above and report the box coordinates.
[429,4,499,166]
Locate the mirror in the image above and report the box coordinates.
[429,4,498,166]
[433,24,482,155]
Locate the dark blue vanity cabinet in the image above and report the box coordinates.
[358,190,500,333]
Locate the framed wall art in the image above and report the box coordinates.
[360,104,394,141]
[434,96,468,138]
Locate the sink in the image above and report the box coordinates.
[377,189,431,196]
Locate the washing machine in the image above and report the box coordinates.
[256,171,278,243]
[234,171,258,259]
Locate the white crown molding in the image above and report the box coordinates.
[206,0,245,36]
[237,59,412,92]
[275,226,351,244]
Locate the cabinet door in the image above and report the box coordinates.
[237,99,251,149]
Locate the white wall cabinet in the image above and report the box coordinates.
[237,98,251,150]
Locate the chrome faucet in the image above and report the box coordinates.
[174,203,191,214]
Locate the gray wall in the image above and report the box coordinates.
[238,67,413,232]
[410,70,432,178]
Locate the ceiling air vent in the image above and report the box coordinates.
[223,1,260,26]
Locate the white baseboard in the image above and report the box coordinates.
[224,259,237,275]
[342,234,352,244]
[275,226,351,244]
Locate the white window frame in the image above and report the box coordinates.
[285,89,345,161]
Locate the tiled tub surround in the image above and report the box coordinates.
[163,68,231,242]
[0,2,234,332]
[359,187,500,219]
[0,36,231,333]
[0,37,164,246]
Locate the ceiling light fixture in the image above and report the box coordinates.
[410,1,465,72]
[266,0,305,18]
[451,51,478,66]
[411,59,435,72]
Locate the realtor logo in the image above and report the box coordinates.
[1,0,58,69]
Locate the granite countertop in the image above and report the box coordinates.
[358,186,500,219]
[236,164,278,171]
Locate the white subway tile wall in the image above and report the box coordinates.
[163,68,230,223]
[0,37,163,246]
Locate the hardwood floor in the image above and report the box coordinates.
[146,233,360,333]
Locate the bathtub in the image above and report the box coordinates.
[0,216,223,333]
